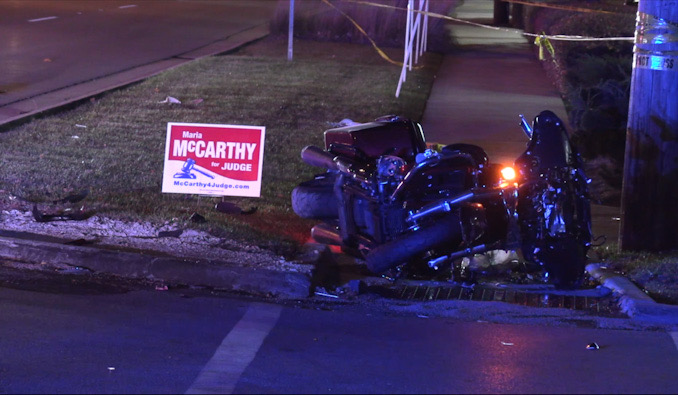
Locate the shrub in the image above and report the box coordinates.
[568,78,629,160]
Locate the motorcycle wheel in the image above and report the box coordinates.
[365,216,462,274]
[539,237,587,289]
[291,174,339,219]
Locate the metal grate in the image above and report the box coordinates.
[364,281,626,317]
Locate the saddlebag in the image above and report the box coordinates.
[323,117,427,163]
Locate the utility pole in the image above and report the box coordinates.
[620,0,678,251]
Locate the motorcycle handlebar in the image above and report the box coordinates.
[301,146,339,171]
[519,114,533,139]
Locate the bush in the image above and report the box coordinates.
[568,77,629,153]
[524,6,634,123]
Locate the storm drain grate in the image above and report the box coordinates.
[364,282,625,317]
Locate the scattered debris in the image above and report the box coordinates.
[158,229,183,238]
[215,201,257,215]
[57,266,91,275]
[315,291,339,298]
[327,118,360,128]
[586,342,600,350]
[189,213,206,223]
[158,96,181,104]
[53,189,89,204]
[32,204,94,222]
[501,341,515,346]
[75,124,87,128]
[184,98,204,109]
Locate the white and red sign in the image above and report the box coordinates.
[162,122,265,197]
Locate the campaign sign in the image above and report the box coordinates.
[162,122,265,197]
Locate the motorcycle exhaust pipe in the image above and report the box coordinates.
[301,145,339,171]
[311,223,343,245]
[407,189,504,223]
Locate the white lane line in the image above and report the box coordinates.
[185,303,283,394]
[28,16,57,23]
[119,4,138,9]
[671,332,678,352]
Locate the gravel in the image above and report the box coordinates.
[0,209,312,275]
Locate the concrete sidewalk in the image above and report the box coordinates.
[422,1,621,243]
[421,1,567,167]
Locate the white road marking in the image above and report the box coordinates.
[119,4,138,9]
[671,332,678,352]
[28,16,57,23]
[185,303,283,394]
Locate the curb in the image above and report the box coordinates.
[3,230,678,324]
[586,263,678,325]
[0,235,312,299]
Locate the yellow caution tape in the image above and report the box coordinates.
[534,33,555,61]
[320,0,422,68]
[347,0,633,43]
[426,142,445,152]
[317,0,630,68]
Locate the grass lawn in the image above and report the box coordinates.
[0,35,443,256]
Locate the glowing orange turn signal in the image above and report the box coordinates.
[500,166,516,181]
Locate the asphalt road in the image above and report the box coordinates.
[0,0,278,122]
[2,269,678,394]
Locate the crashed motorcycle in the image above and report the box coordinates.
[291,110,592,288]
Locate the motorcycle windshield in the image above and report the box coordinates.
[518,110,573,170]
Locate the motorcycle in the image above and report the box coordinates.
[291,110,592,288]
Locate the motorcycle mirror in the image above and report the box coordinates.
[519,114,533,139]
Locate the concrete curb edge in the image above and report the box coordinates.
[0,236,312,299]
[586,263,678,325]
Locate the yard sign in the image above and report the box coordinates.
[162,122,265,197]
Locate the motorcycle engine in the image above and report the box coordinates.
[375,155,406,196]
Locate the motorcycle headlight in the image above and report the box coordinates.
[501,166,516,181]
[498,166,518,188]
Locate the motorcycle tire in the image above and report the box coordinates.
[365,216,462,274]
[291,174,339,219]
[539,237,587,289]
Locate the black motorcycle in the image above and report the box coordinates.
[291,110,592,288]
